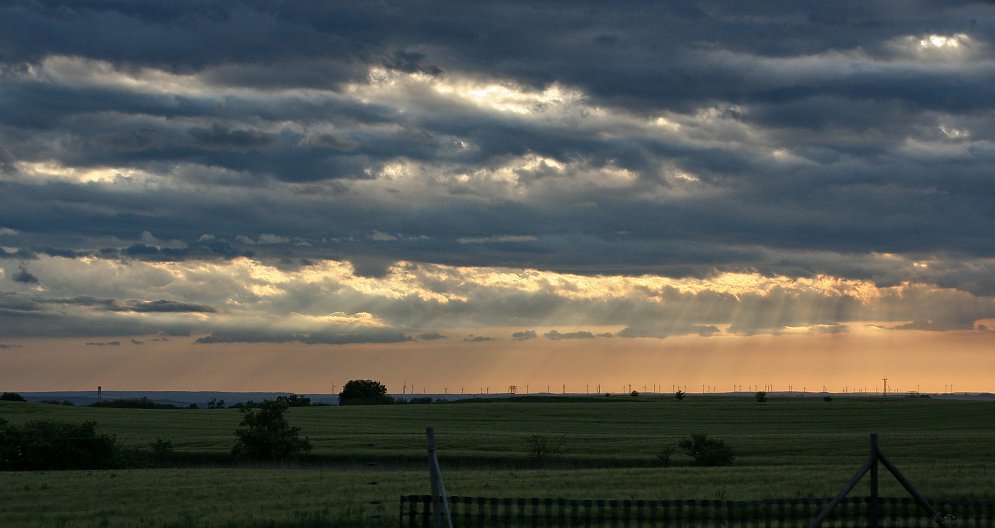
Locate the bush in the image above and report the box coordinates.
[823,395,833,402]
[675,390,685,401]
[276,394,311,407]
[232,400,312,461]
[679,434,735,466]
[525,434,563,468]
[0,419,119,470]
[754,391,767,402]
[656,445,676,467]
[338,379,392,405]
[1,392,26,402]
[630,390,640,398]
[149,437,174,466]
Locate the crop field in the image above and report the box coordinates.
[1,396,994,527]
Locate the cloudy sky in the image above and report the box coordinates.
[2,1,994,393]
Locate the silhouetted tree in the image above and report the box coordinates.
[275,394,311,407]
[679,434,735,466]
[338,379,392,405]
[754,391,767,402]
[675,390,686,401]
[1,392,26,402]
[525,434,563,468]
[231,400,311,461]
[0,418,119,470]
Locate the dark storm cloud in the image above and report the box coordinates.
[121,300,217,313]
[39,297,216,314]
[195,327,411,345]
[417,332,447,341]
[12,264,38,283]
[187,124,276,150]
[544,330,595,340]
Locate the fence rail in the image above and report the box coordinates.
[400,495,995,528]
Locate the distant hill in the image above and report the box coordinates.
[19,391,339,407]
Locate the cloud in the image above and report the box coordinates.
[85,341,121,346]
[417,332,446,341]
[119,300,217,313]
[13,264,38,283]
[0,343,22,349]
[188,124,275,150]
[512,330,538,341]
[544,330,595,340]
[0,2,993,348]
[463,335,493,342]
[40,297,216,314]
[892,320,977,332]
[617,324,722,339]
[195,327,411,345]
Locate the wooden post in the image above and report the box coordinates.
[870,433,880,528]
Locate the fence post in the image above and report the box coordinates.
[426,427,453,528]
[870,433,880,528]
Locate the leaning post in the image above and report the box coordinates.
[870,433,880,528]
[427,427,443,528]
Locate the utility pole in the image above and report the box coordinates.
[882,377,888,397]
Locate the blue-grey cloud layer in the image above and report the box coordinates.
[1,1,994,342]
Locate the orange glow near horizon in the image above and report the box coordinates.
[2,328,993,395]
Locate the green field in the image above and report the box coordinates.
[1,396,994,527]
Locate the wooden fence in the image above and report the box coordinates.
[399,495,995,528]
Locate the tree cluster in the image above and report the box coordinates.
[338,379,392,405]
[0,418,119,470]
[231,400,311,461]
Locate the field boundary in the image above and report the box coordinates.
[399,495,995,527]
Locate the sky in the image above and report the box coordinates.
[1,1,994,394]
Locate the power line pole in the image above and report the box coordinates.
[882,377,888,397]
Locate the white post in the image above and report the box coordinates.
[426,427,453,528]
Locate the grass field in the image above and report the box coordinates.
[1,396,994,527]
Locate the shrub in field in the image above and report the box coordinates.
[630,390,640,398]
[276,394,311,407]
[338,379,392,405]
[1,392,26,402]
[0,418,119,470]
[823,395,833,402]
[675,390,685,401]
[232,399,312,461]
[656,445,676,467]
[679,434,735,466]
[754,391,767,402]
[150,437,175,465]
[525,434,563,468]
